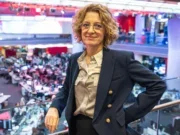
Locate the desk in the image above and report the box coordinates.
[0,95,11,109]
[35,85,59,96]
[44,88,59,96]
[0,111,11,120]
[19,82,32,93]
[0,95,11,104]
[35,85,50,92]
[20,82,59,97]
[144,127,170,135]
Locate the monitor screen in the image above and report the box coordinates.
[0,120,12,130]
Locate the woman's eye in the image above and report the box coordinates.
[97,24,102,28]
[94,24,103,29]
[83,23,89,27]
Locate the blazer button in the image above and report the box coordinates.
[107,104,112,108]
[106,118,111,123]
[108,90,113,95]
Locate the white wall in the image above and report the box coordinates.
[1,20,63,34]
[135,15,145,44]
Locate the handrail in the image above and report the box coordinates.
[49,129,68,135]
[49,99,180,135]
[131,99,180,124]
[163,76,180,81]
[151,99,180,112]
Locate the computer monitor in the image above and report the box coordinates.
[0,120,12,130]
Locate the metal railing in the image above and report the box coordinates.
[152,100,180,112]
[49,129,68,135]
[51,99,180,135]
[0,76,179,135]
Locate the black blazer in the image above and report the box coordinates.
[50,48,166,135]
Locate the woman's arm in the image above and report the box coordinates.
[124,52,167,124]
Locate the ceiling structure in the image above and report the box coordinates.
[0,0,179,18]
[0,2,76,17]
[137,0,178,2]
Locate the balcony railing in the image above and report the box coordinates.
[0,77,179,135]
[50,99,180,135]
[115,34,168,46]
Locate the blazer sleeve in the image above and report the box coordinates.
[124,52,167,124]
[50,56,72,117]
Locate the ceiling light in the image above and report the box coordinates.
[113,12,119,17]
[61,10,65,14]
[36,8,41,12]
[50,8,56,13]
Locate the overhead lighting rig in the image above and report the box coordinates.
[1,0,179,15]
[1,0,180,14]
[0,0,179,18]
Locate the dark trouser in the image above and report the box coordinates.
[75,114,98,135]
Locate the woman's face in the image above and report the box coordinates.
[81,11,105,48]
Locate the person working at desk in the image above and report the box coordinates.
[45,4,167,135]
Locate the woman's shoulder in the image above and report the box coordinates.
[70,52,83,59]
[71,52,83,58]
[69,52,83,63]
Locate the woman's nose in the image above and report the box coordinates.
[87,25,95,33]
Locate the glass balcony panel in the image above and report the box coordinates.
[128,102,180,135]
[128,111,159,135]
[126,77,180,135]
[1,77,179,135]
[125,77,180,106]
[158,104,180,135]
[115,34,168,46]
[160,77,180,105]
[0,101,68,135]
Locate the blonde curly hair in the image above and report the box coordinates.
[72,4,119,47]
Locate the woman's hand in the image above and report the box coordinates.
[45,107,59,133]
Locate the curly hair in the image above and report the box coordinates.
[72,4,119,47]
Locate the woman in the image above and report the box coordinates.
[45,4,166,135]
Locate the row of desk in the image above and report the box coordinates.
[20,81,60,97]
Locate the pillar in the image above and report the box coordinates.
[61,21,83,54]
[71,33,83,54]
[135,15,145,44]
[166,17,180,90]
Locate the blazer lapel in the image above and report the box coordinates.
[70,63,79,109]
[72,65,79,89]
[71,53,82,90]
[93,48,115,122]
[66,55,80,119]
